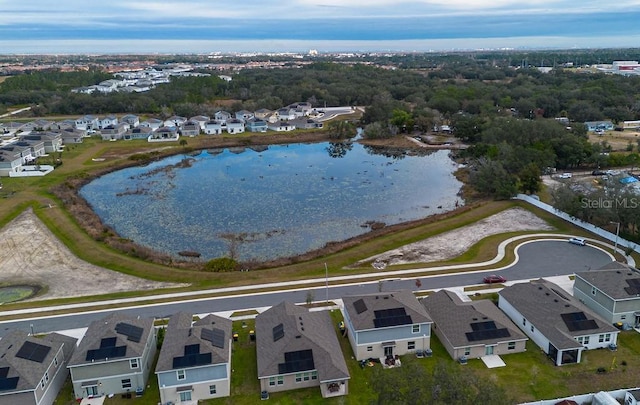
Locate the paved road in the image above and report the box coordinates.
[0,240,613,338]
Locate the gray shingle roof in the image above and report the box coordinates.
[342,290,432,331]
[499,279,618,350]
[69,313,154,367]
[576,262,640,300]
[256,302,349,383]
[155,312,232,373]
[0,330,76,393]
[421,290,526,348]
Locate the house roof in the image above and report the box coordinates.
[0,330,76,394]
[256,302,349,383]
[69,313,154,367]
[155,312,232,373]
[575,261,640,300]
[421,290,526,348]
[499,279,618,350]
[343,290,432,331]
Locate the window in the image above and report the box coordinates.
[303,372,310,381]
[576,337,583,344]
[130,358,139,369]
[522,318,526,326]
[295,373,302,383]
[530,325,534,333]
[277,376,284,385]
[311,371,318,380]
[269,377,276,386]
[366,346,373,352]
[412,324,420,333]
[583,336,590,345]
[177,369,186,380]
[209,385,217,395]
[408,341,415,350]
[122,379,132,389]
[464,347,470,356]
[591,286,597,296]
[621,315,627,320]
[179,391,192,402]
[599,334,605,343]
[605,334,611,342]
[40,378,45,388]
[508,342,516,350]
[53,356,58,367]
[44,372,49,383]
[86,386,98,396]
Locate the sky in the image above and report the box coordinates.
[2,0,640,54]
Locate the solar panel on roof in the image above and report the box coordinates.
[0,368,8,379]
[202,328,225,349]
[100,337,117,348]
[273,323,284,342]
[466,328,511,342]
[470,321,498,331]
[0,376,19,391]
[353,299,368,314]
[373,308,413,328]
[278,349,315,374]
[86,345,127,361]
[625,279,640,295]
[172,352,211,369]
[561,312,599,332]
[184,344,200,355]
[15,341,51,363]
[115,322,144,343]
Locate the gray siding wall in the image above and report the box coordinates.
[357,323,430,345]
[573,288,615,323]
[260,373,319,394]
[0,391,35,405]
[157,364,228,387]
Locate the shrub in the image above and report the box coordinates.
[204,257,238,272]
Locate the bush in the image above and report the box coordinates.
[203,257,238,272]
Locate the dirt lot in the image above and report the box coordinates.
[589,130,640,151]
[360,207,555,266]
[0,208,184,301]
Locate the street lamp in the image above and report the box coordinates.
[610,221,620,258]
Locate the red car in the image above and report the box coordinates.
[483,275,507,284]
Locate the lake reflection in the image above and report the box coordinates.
[80,142,463,261]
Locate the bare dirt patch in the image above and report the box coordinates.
[359,207,555,266]
[0,209,185,301]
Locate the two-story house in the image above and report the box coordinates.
[100,124,128,141]
[156,312,232,403]
[0,330,77,405]
[246,118,268,133]
[499,279,619,366]
[180,120,201,137]
[203,120,224,135]
[21,133,63,153]
[68,313,157,400]
[574,261,640,326]
[421,289,527,361]
[256,302,350,398]
[342,290,432,361]
[225,119,245,134]
[120,115,140,129]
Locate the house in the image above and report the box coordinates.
[60,128,85,144]
[74,115,99,131]
[498,279,619,366]
[139,118,163,131]
[164,116,187,128]
[14,140,46,160]
[573,261,640,326]
[225,119,245,134]
[180,120,201,137]
[0,145,35,164]
[99,115,118,129]
[203,120,224,135]
[421,290,527,361]
[291,118,323,130]
[254,108,273,120]
[214,111,232,124]
[0,330,77,405]
[120,114,140,129]
[246,118,268,133]
[235,110,254,121]
[256,302,350,398]
[1,121,26,137]
[268,121,296,132]
[68,313,157,400]
[148,127,179,142]
[342,291,432,361]
[189,115,210,131]
[156,312,232,403]
[585,121,615,132]
[123,126,153,141]
[275,108,296,121]
[21,133,63,153]
[100,123,128,141]
[22,119,55,132]
[625,389,640,405]
[0,151,23,176]
[288,102,313,117]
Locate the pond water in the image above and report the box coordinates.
[80,142,463,261]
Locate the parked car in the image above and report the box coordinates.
[483,275,507,284]
[592,170,606,175]
[558,173,572,179]
[568,237,586,246]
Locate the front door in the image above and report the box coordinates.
[384,346,394,357]
[85,386,98,397]
[485,345,494,355]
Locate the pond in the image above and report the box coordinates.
[80,142,463,261]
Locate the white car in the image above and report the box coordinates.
[568,237,586,246]
[558,173,572,179]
